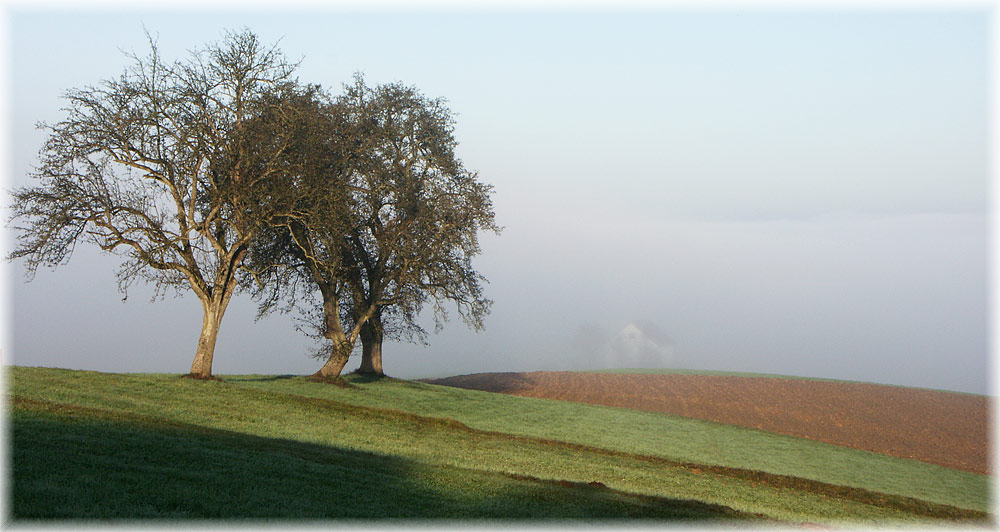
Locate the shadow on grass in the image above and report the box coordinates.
[233,374,298,382]
[10,403,758,521]
[421,372,538,394]
[346,372,397,384]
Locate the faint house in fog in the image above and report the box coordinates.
[603,321,675,369]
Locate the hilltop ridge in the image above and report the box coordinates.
[425,370,991,474]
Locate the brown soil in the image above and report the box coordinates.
[425,371,992,475]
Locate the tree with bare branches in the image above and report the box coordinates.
[8,29,312,378]
[324,77,499,378]
[250,75,498,379]
[243,87,366,380]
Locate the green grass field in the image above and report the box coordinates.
[7,366,993,524]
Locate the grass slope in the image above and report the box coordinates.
[235,373,990,511]
[8,366,992,524]
[13,399,747,520]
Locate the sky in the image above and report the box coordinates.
[1,3,994,394]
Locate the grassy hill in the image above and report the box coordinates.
[425,370,990,474]
[7,366,992,524]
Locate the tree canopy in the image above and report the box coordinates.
[249,75,499,379]
[338,77,498,377]
[9,30,317,378]
[10,30,498,380]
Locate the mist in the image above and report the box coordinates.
[4,8,991,395]
[11,205,987,393]
[399,208,988,394]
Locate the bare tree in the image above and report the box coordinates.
[244,88,367,380]
[249,75,498,380]
[8,29,309,378]
[331,76,499,378]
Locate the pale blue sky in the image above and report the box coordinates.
[3,6,992,393]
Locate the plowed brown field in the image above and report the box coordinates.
[425,371,991,475]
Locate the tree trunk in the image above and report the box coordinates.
[187,256,242,379]
[311,288,354,380]
[312,286,380,380]
[189,298,226,378]
[358,317,384,376]
[312,337,352,379]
